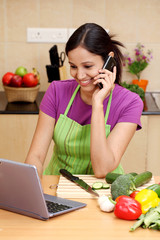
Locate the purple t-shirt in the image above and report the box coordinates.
[40,79,143,130]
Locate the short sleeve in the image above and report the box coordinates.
[40,83,57,119]
[117,94,144,130]
[107,85,144,131]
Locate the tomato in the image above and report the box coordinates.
[130,191,140,199]
[2,72,14,86]
[22,73,38,87]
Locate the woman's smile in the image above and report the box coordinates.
[78,78,93,86]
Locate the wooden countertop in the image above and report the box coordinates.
[0,175,160,240]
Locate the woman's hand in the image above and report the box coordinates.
[92,66,116,105]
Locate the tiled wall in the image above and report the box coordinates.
[0,0,160,92]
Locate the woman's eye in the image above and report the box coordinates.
[85,65,93,69]
[70,65,93,69]
[70,65,77,69]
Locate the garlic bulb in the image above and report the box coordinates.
[98,195,115,212]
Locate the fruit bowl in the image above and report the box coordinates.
[3,84,40,103]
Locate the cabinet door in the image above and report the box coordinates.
[0,114,53,169]
[121,116,148,173]
[0,115,38,162]
[147,116,160,176]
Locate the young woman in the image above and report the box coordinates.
[25,23,143,178]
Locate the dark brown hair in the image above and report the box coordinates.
[65,23,124,84]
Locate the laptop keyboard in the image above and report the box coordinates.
[46,200,72,213]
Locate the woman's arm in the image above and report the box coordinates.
[25,110,56,178]
[91,67,137,178]
[90,102,137,178]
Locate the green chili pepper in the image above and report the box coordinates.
[147,184,160,198]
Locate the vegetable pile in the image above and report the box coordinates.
[94,170,160,232]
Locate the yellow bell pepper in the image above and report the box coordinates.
[135,189,160,214]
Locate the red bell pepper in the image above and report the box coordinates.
[114,195,142,220]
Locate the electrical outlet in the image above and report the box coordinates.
[27,27,110,43]
[27,28,68,43]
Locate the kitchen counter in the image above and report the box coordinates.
[0,175,160,240]
[143,92,160,115]
[0,91,44,114]
[0,91,160,115]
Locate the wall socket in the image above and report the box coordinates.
[27,28,68,43]
[27,28,109,43]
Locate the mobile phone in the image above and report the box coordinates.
[97,55,116,89]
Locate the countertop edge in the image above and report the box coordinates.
[0,91,160,115]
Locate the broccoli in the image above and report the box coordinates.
[111,174,136,200]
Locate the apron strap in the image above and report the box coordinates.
[64,84,112,124]
[104,90,113,124]
[64,85,80,116]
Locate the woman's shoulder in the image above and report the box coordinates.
[114,84,143,103]
[44,79,78,101]
[40,79,78,119]
[50,79,78,91]
[112,84,144,114]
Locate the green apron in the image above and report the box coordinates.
[44,85,124,175]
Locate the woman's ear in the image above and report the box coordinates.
[109,51,114,57]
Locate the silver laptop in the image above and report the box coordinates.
[0,159,86,220]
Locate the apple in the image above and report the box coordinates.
[2,72,14,86]
[10,74,23,87]
[15,66,28,77]
[23,73,38,87]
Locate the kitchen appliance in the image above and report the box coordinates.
[0,159,86,220]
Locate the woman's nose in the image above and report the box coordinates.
[76,69,86,80]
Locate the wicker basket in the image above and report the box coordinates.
[3,84,40,103]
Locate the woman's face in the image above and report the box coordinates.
[68,46,104,91]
